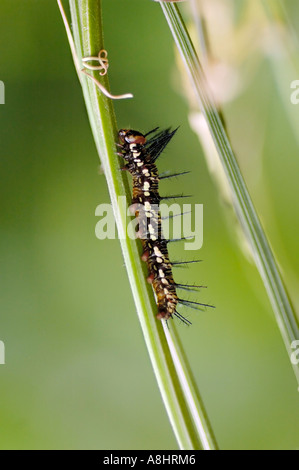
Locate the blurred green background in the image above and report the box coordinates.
[1,0,299,450]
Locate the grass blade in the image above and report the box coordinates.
[59,0,218,449]
[159,2,299,387]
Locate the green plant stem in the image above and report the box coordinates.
[65,0,218,449]
[159,2,299,387]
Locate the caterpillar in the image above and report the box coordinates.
[118,127,211,324]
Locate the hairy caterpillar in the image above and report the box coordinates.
[118,127,212,324]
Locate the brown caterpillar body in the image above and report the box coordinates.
[118,128,212,323]
[118,128,178,321]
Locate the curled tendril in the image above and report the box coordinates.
[82,50,109,76]
[81,49,133,99]
[57,0,133,101]
[81,69,133,100]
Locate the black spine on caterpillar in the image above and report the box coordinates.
[118,128,212,324]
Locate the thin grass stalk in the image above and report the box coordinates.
[159,2,299,387]
[61,0,219,449]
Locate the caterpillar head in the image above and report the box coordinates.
[118,129,147,165]
[118,129,146,146]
